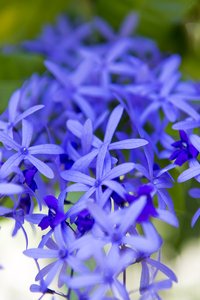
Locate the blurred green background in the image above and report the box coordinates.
[0,0,200,258]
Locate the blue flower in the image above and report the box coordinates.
[170,130,198,166]
[0,119,63,178]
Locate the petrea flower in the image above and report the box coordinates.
[170,131,198,166]
[38,195,66,230]
[0,89,44,138]
[0,119,63,178]
[24,225,87,288]
[23,166,38,191]
[65,245,135,300]
[126,185,158,222]
[62,146,135,211]
[139,256,177,299]
[68,105,148,171]
[45,59,108,120]
[74,209,94,235]
[87,198,161,254]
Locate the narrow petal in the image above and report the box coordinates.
[146,258,177,282]
[170,97,200,121]
[0,153,23,178]
[112,279,130,300]
[104,105,123,143]
[0,131,20,151]
[22,119,33,148]
[120,198,146,233]
[190,134,200,152]
[178,166,200,182]
[191,208,200,227]
[87,202,112,232]
[103,180,126,198]
[103,163,134,180]
[0,183,23,194]
[68,274,102,288]
[109,138,148,150]
[45,60,70,88]
[29,144,63,155]
[27,155,54,179]
[15,105,44,124]
[8,89,20,122]
[72,149,98,171]
[23,248,58,259]
[73,94,95,120]
[61,170,95,186]
[156,209,179,227]
[67,120,83,138]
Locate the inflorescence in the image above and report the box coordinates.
[0,13,200,300]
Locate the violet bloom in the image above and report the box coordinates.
[24,225,87,288]
[139,256,177,299]
[170,130,198,166]
[87,198,161,254]
[0,119,63,178]
[38,195,66,230]
[45,59,108,120]
[68,105,148,171]
[65,245,135,300]
[126,185,158,222]
[74,209,94,235]
[0,89,44,138]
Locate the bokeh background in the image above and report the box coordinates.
[0,0,200,299]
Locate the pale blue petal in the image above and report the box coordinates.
[8,89,20,122]
[156,209,179,227]
[103,163,134,180]
[190,134,200,152]
[72,149,98,171]
[27,155,54,179]
[0,153,23,178]
[23,248,58,259]
[22,119,33,148]
[15,105,44,124]
[120,198,146,233]
[0,183,23,194]
[0,131,20,151]
[191,208,200,227]
[104,105,123,143]
[178,166,200,182]
[146,258,177,282]
[61,170,95,186]
[68,273,102,288]
[29,144,63,155]
[109,138,148,150]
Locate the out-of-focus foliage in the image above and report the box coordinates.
[0,0,199,124]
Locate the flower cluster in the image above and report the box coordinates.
[0,13,200,300]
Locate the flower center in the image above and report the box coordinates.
[59,249,68,259]
[20,147,29,155]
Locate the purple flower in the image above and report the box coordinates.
[74,209,94,235]
[38,195,66,230]
[24,225,87,288]
[0,89,44,138]
[68,105,148,171]
[126,185,158,222]
[65,245,135,300]
[0,119,63,178]
[170,130,198,166]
